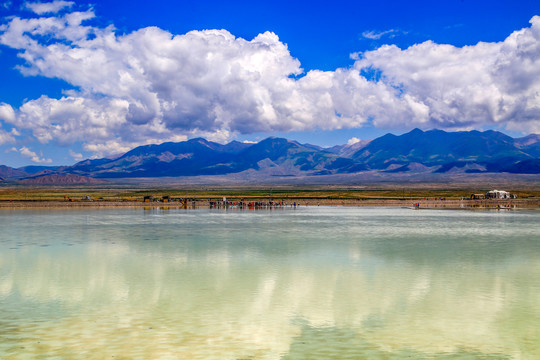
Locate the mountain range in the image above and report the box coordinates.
[1,129,539,183]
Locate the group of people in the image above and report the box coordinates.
[208,200,300,208]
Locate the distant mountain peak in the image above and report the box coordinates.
[189,137,212,144]
[2,129,538,180]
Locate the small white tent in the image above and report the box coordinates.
[485,190,516,199]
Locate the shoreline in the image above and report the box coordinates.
[1,198,539,209]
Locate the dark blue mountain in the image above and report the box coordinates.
[19,129,538,178]
[498,159,540,174]
[68,138,248,177]
[233,137,367,174]
[515,134,540,157]
[63,137,367,178]
[17,165,61,175]
[220,140,253,153]
[352,129,532,170]
[0,165,28,179]
[4,129,538,182]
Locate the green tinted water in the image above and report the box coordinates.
[0,207,539,359]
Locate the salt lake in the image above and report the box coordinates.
[1,206,539,359]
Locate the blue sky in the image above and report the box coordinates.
[0,0,540,167]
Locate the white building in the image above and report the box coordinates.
[485,190,516,199]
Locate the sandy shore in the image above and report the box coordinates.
[1,198,538,209]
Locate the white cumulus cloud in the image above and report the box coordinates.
[347,137,361,145]
[11,146,52,163]
[0,10,403,154]
[0,130,15,145]
[353,16,540,133]
[0,7,539,158]
[0,103,17,145]
[0,103,16,123]
[25,1,74,15]
[68,149,83,161]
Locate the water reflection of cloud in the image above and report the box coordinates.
[0,274,13,297]
[1,208,539,358]
[1,241,539,358]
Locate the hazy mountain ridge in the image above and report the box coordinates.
[515,134,540,158]
[64,137,367,178]
[1,129,539,181]
[64,129,540,178]
[18,174,109,185]
[326,139,371,158]
[17,165,61,175]
[0,165,28,178]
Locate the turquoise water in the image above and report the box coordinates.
[0,207,539,359]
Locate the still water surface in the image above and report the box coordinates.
[0,207,539,359]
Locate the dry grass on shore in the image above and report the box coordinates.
[0,187,539,208]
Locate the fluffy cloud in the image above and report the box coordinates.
[68,149,83,161]
[0,103,16,123]
[347,137,361,145]
[0,7,539,158]
[25,1,74,15]
[0,10,402,153]
[0,103,16,145]
[0,130,15,145]
[10,146,52,163]
[354,16,540,133]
